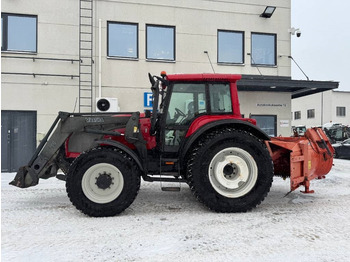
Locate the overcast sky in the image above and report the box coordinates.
[291,0,350,91]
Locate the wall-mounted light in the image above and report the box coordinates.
[260,6,276,18]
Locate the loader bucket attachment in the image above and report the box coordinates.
[9,166,39,188]
[266,127,334,193]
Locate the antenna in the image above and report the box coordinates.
[247,53,263,76]
[204,51,215,73]
[73,97,78,113]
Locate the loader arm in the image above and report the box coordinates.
[10,111,135,188]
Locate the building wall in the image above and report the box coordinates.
[238,91,292,136]
[2,0,292,138]
[292,90,350,128]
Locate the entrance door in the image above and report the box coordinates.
[1,111,37,172]
[251,114,277,137]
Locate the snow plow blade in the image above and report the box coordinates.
[266,127,334,193]
[9,166,39,188]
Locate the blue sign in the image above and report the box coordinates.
[144,92,153,107]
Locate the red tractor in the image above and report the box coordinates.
[11,72,334,217]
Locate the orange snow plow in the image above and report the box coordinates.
[266,127,334,194]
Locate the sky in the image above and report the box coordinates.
[291,0,350,91]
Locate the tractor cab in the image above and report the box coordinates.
[148,72,247,155]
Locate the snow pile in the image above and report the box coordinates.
[2,159,350,261]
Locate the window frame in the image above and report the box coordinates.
[294,111,301,120]
[146,24,176,62]
[251,32,277,66]
[250,114,277,137]
[336,106,346,117]
[107,21,139,59]
[1,13,38,53]
[307,109,315,119]
[217,29,245,65]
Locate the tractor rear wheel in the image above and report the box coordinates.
[66,147,141,217]
[187,128,273,212]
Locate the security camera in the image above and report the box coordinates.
[289,27,301,37]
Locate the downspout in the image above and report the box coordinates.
[98,18,102,98]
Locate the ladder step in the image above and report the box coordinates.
[161,187,181,192]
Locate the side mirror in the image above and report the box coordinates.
[148,73,155,86]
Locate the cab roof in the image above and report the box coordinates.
[166,73,241,83]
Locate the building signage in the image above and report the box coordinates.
[256,103,287,107]
[144,92,153,108]
[280,120,289,127]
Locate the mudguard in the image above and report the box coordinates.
[179,119,270,168]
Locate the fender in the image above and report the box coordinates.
[179,119,270,168]
[94,139,144,172]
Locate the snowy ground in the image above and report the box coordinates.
[1,159,350,262]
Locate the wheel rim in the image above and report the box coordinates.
[82,163,124,204]
[208,147,258,198]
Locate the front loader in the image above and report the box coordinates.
[10,72,334,217]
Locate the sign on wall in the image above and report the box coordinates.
[256,103,287,107]
[279,120,289,127]
[144,92,153,108]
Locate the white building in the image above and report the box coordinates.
[292,90,350,128]
[1,0,338,171]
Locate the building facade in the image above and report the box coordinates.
[292,90,350,128]
[1,0,337,171]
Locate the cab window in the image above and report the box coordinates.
[209,83,232,113]
[164,83,206,147]
[166,83,206,126]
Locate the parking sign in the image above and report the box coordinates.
[144,92,153,107]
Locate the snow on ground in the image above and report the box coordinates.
[2,159,350,262]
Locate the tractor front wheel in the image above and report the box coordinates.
[66,147,141,217]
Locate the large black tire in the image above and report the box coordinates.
[66,147,141,217]
[187,128,273,212]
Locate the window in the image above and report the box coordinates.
[146,25,175,61]
[251,33,276,66]
[294,111,301,120]
[1,13,37,53]
[307,109,315,119]
[336,106,346,117]
[209,83,232,113]
[251,115,277,137]
[108,22,138,58]
[217,30,244,64]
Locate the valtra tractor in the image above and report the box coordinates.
[10,72,334,217]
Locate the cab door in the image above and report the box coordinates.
[162,82,207,153]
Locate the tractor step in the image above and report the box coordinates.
[161,186,181,192]
[56,174,66,181]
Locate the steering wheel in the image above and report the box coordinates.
[175,107,186,117]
